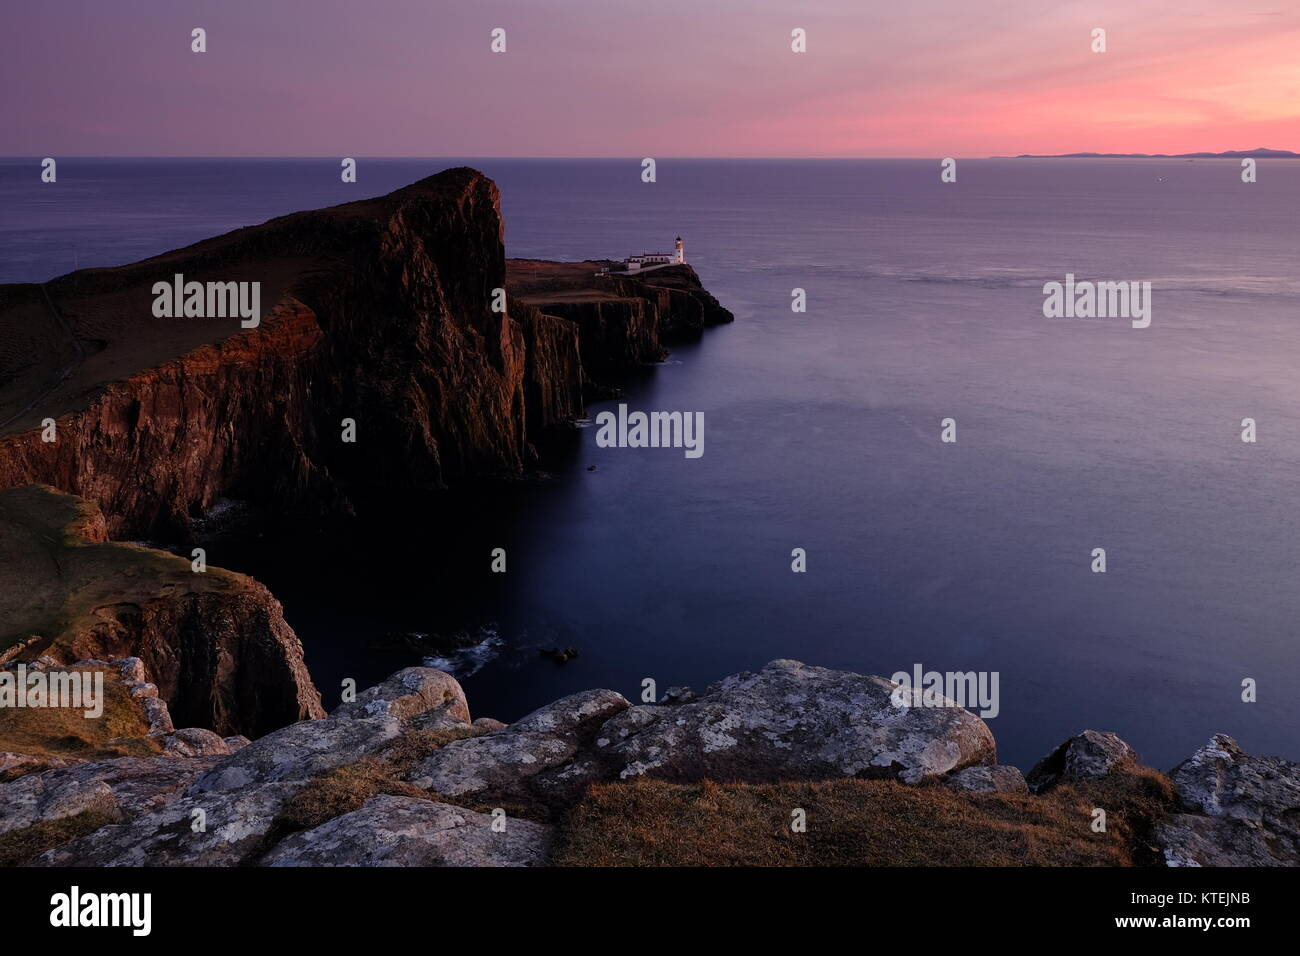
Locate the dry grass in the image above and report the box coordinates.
[0,663,160,779]
[0,810,121,867]
[0,485,260,659]
[378,725,485,775]
[268,724,493,839]
[554,762,1175,867]
[274,757,432,834]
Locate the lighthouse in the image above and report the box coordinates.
[674,236,685,264]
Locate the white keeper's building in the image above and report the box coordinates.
[623,237,685,272]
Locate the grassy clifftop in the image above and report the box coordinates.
[0,484,249,656]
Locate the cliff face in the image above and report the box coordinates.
[0,169,728,540]
[505,260,734,390]
[0,169,733,740]
[0,485,323,738]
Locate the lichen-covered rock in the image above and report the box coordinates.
[34,782,301,867]
[1,755,218,822]
[598,660,995,785]
[408,731,578,796]
[472,717,507,732]
[163,728,232,758]
[943,765,1028,794]
[223,735,252,753]
[189,716,401,794]
[405,690,629,801]
[331,667,470,726]
[260,795,551,867]
[509,689,629,736]
[142,697,175,736]
[0,774,120,837]
[1156,734,1300,867]
[1026,730,1137,793]
[0,751,79,781]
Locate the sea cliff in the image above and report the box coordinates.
[0,168,733,746]
[0,168,733,541]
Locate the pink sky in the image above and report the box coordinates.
[3,0,1297,157]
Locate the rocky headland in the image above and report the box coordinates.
[0,169,732,743]
[0,167,733,543]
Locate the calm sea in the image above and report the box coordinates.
[3,156,1298,770]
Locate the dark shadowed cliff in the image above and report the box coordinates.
[0,168,732,541]
[0,168,733,739]
[0,485,323,738]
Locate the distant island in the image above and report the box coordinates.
[1000,147,1298,159]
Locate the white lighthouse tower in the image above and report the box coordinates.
[674,236,685,264]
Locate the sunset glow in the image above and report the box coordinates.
[3,0,1298,157]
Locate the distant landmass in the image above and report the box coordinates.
[1000,147,1298,159]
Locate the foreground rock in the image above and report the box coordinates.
[189,716,401,794]
[332,667,470,727]
[597,660,996,785]
[261,795,551,867]
[406,689,630,806]
[943,765,1029,795]
[1156,734,1300,867]
[0,774,120,838]
[6,661,1293,868]
[405,661,997,813]
[31,717,403,866]
[1026,730,1137,793]
[35,782,302,867]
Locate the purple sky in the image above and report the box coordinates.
[3,0,1297,157]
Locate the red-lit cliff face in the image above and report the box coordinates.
[0,168,731,541]
[0,168,540,539]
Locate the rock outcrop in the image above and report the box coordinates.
[593,659,996,786]
[1155,734,1300,867]
[261,795,551,867]
[2,661,1288,867]
[4,659,1004,866]
[1026,729,1138,793]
